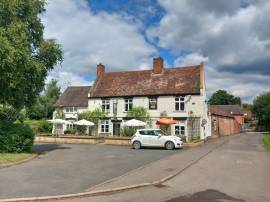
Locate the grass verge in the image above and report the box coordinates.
[262,134,270,150]
[0,153,34,165]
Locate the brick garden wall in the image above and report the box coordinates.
[211,115,242,138]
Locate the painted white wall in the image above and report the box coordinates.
[53,106,88,134]
[89,95,203,118]
[88,94,211,139]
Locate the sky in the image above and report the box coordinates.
[42,0,270,103]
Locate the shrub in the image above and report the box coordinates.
[127,107,151,126]
[262,134,270,150]
[120,127,136,137]
[64,128,77,135]
[0,106,20,122]
[37,120,53,133]
[0,121,35,153]
[78,109,107,136]
[24,119,52,134]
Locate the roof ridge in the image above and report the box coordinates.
[102,64,200,74]
[67,85,91,88]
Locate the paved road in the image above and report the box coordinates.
[65,133,270,202]
[0,143,179,199]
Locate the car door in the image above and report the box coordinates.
[138,130,152,146]
[152,130,165,147]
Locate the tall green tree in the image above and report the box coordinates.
[26,79,61,119]
[127,106,151,124]
[0,0,63,110]
[208,90,241,105]
[78,109,107,136]
[253,92,270,131]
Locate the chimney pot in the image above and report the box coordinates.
[97,63,105,76]
[153,57,164,74]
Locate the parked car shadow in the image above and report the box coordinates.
[138,147,183,151]
[32,143,71,154]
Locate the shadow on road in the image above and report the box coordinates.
[32,144,71,154]
[165,189,245,202]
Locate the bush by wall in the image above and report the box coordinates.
[0,121,35,153]
[64,128,77,135]
[120,127,136,137]
[24,119,52,134]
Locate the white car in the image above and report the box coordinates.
[131,129,183,150]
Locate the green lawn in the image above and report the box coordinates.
[262,134,270,150]
[0,153,34,165]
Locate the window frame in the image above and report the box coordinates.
[175,96,185,111]
[149,97,158,110]
[101,99,110,113]
[100,120,109,133]
[124,98,133,112]
[65,107,77,113]
[175,124,186,137]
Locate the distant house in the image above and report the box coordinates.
[53,86,90,132]
[209,105,244,137]
[88,57,211,141]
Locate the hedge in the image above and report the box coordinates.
[24,119,52,134]
[0,121,35,153]
[64,128,77,135]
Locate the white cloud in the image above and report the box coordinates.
[46,66,91,91]
[148,0,270,102]
[42,0,156,89]
[174,53,208,67]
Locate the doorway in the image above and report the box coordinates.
[113,123,121,136]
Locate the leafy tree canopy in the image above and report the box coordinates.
[127,106,151,123]
[242,103,253,111]
[78,109,107,135]
[253,92,270,131]
[0,0,63,110]
[208,90,241,105]
[26,79,61,119]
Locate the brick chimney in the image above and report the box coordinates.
[153,57,164,74]
[96,63,105,76]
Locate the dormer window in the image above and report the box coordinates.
[175,96,185,111]
[66,107,77,113]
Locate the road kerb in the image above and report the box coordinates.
[0,154,39,169]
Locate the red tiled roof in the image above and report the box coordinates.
[54,86,90,107]
[209,105,234,118]
[210,105,244,118]
[90,65,201,98]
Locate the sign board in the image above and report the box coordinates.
[201,119,207,127]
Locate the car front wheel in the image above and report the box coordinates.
[165,141,175,150]
[132,141,141,150]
